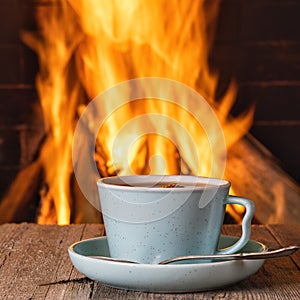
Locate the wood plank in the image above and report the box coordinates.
[0,223,86,299]
[48,224,104,300]
[221,225,300,300]
[75,224,299,300]
[267,224,300,269]
[0,160,43,223]
[222,224,281,250]
[0,224,299,299]
[32,224,103,299]
[226,134,300,224]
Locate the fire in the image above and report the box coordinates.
[22,0,254,224]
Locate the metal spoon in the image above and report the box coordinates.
[89,245,299,264]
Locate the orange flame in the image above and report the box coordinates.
[22,0,254,224]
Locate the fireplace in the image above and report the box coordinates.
[0,0,299,224]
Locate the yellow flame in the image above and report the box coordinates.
[22,0,253,224]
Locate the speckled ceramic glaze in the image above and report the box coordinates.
[97,175,255,264]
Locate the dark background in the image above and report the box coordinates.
[211,0,300,183]
[0,0,299,201]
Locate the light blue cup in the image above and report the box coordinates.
[97,175,255,264]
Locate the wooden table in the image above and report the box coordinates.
[0,223,299,299]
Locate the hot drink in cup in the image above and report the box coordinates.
[97,175,255,264]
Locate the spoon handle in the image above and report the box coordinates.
[89,246,299,264]
[159,246,299,264]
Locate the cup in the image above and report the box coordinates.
[97,175,255,264]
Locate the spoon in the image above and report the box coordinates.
[89,245,299,265]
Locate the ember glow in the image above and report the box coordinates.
[22,0,254,224]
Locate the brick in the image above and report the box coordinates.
[250,124,300,183]
[0,45,22,84]
[238,43,300,82]
[21,46,38,85]
[0,166,19,199]
[233,85,300,121]
[0,126,44,169]
[0,88,41,126]
[19,127,45,166]
[280,160,300,184]
[20,2,38,31]
[0,1,38,85]
[210,42,300,82]
[214,0,242,43]
[19,1,39,85]
[0,129,21,166]
[0,1,21,43]
[239,0,300,42]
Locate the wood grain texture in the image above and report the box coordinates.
[0,223,299,299]
[0,160,43,223]
[226,135,300,224]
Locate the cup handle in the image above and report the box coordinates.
[216,195,255,255]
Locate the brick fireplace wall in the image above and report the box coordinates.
[211,0,300,182]
[0,0,299,201]
[0,0,44,201]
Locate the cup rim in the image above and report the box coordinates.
[97,175,230,191]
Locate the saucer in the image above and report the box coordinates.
[68,235,267,293]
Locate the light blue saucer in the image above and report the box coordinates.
[68,235,267,293]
